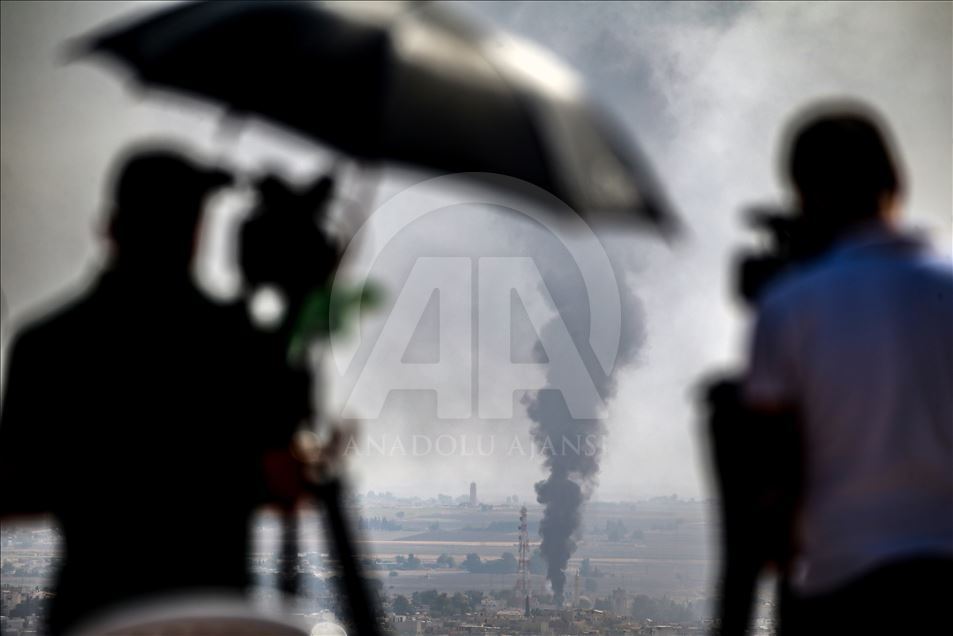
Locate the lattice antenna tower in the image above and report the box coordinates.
[516,505,530,615]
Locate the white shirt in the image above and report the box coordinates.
[744,223,953,595]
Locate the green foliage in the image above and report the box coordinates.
[629,595,694,623]
[465,590,484,607]
[359,515,403,531]
[461,551,517,574]
[409,589,478,617]
[436,553,456,568]
[462,553,483,572]
[392,594,413,615]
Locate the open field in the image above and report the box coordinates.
[3,499,719,602]
[350,498,717,601]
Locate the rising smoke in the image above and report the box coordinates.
[527,239,644,605]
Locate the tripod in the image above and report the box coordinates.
[241,171,383,635]
[277,476,382,636]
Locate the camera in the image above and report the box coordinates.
[239,172,341,308]
[735,206,836,305]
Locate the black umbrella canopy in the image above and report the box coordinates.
[78,0,677,231]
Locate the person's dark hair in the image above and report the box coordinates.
[786,102,903,227]
[107,142,231,268]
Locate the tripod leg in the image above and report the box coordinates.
[279,507,299,603]
[316,479,383,636]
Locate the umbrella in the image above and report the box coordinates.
[75,0,677,231]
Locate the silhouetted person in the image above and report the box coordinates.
[743,103,953,634]
[0,145,303,634]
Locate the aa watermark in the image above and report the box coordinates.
[329,173,623,421]
[342,433,609,459]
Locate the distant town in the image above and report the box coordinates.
[2,487,779,635]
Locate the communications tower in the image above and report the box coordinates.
[516,505,530,616]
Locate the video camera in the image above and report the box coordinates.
[735,206,836,305]
[238,172,341,311]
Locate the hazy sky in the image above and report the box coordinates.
[1,1,951,503]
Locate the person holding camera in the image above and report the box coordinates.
[0,144,307,634]
[743,103,953,633]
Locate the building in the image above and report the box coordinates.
[469,482,477,507]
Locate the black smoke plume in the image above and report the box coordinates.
[527,242,644,606]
